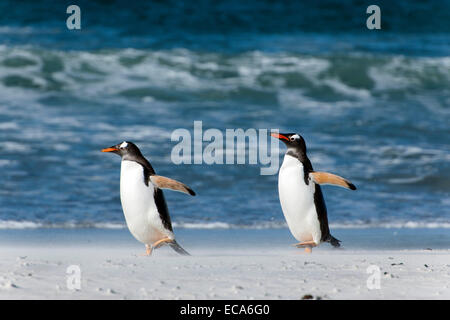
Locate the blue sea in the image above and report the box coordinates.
[0,1,449,232]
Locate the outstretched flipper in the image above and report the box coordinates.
[150,175,196,196]
[310,172,356,190]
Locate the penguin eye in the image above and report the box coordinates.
[290,136,296,142]
[119,141,128,149]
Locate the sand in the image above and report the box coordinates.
[0,229,449,299]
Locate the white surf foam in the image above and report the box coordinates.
[0,220,449,230]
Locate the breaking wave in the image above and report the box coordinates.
[1,46,449,108]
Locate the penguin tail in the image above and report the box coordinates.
[325,234,341,248]
[169,240,190,256]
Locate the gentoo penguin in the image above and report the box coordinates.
[271,133,356,253]
[102,141,195,256]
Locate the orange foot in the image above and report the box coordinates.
[140,244,153,256]
[152,237,173,249]
[292,241,317,253]
[140,238,174,257]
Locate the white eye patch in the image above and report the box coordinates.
[291,134,300,140]
[120,141,128,148]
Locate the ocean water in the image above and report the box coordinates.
[0,1,449,231]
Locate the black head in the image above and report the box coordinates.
[101,141,144,160]
[271,132,307,154]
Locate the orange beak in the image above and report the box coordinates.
[101,147,118,152]
[270,132,289,141]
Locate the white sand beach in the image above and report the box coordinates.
[0,228,449,300]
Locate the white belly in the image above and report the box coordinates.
[120,160,173,244]
[278,155,321,244]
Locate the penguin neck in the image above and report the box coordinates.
[121,154,155,186]
[286,148,312,169]
[122,153,155,173]
[285,147,314,185]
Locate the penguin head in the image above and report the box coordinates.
[271,132,307,153]
[101,141,143,159]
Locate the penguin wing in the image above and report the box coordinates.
[149,175,196,196]
[309,172,356,190]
